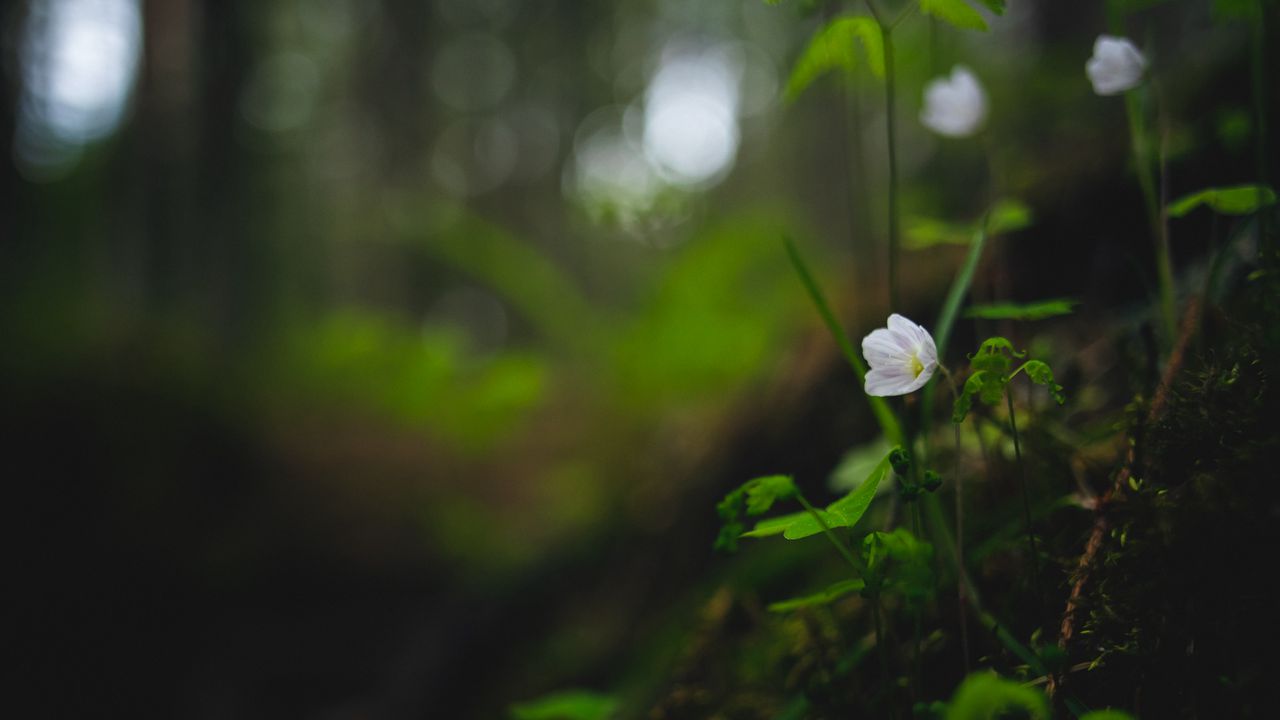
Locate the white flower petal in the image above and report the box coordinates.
[1086,35,1146,96]
[861,313,939,397]
[863,329,907,366]
[865,366,919,397]
[920,65,987,138]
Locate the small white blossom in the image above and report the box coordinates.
[862,314,939,397]
[920,66,988,138]
[1086,35,1147,96]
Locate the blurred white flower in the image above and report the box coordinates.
[1086,35,1147,96]
[862,314,938,397]
[920,66,987,138]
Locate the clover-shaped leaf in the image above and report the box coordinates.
[1021,359,1065,405]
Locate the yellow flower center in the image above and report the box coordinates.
[910,353,924,379]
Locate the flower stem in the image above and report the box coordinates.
[1125,87,1176,344]
[884,28,901,312]
[795,492,865,574]
[1006,391,1046,627]
[795,491,890,688]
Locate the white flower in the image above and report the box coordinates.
[862,314,939,397]
[1086,35,1147,96]
[920,66,988,138]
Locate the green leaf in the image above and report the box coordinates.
[829,435,894,492]
[1079,712,1136,720]
[741,510,808,538]
[745,475,798,515]
[767,579,866,612]
[1020,359,1065,404]
[964,298,1078,321]
[1167,184,1277,217]
[945,672,1049,720]
[976,0,1007,13]
[745,452,892,540]
[510,690,619,720]
[783,237,902,445]
[951,372,981,423]
[986,198,1035,234]
[785,15,884,102]
[863,528,935,605]
[920,0,988,31]
[969,336,1021,375]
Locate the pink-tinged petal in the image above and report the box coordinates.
[863,329,907,367]
[865,366,918,397]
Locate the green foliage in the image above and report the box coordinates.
[944,672,1049,719]
[785,16,884,102]
[976,0,1007,13]
[742,452,893,540]
[784,237,903,445]
[829,436,893,492]
[920,0,989,31]
[1079,712,1136,720]
[766,578,866,612]
[746,475,799,515]
[509,690,618,720]
[953,338,1063,422]
[1167,184,1276,217]
[862,528,934,605]
[987,199,1035,235]
[905,200,1030,250]
[965,298,1077,321]
[1021,359,1065,404]
[716,475,798,551]
[275,312,546,450]
[970,337,1024,375]
[614,217,800,413]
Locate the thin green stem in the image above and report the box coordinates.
[795,492,866,574]
[783,237,903,445]
[797,489,890,691]
[884,28,900,312]
[1125,87,1176,344]
[1006,391,1046,627]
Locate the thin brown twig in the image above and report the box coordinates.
[1049,295,1201,698]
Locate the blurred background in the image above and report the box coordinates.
[2,0,1270,716]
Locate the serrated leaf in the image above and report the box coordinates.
[767,579,866,612]
[785,15,884,102]
[510,690,619,720]
[745,474,797,515]
[964,298,1078,321]
[1167,184,1277,217]
[945,672,1049,720]
[920,0,988,31]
